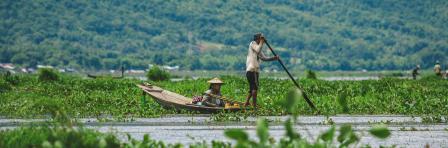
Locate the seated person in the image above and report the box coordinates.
[202,78,225,107]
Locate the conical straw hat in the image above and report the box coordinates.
[207,77,224,84]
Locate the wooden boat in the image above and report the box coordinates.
[137,84,242,113]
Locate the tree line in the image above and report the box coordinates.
[0,0,447,71]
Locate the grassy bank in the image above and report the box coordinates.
[0,74,447,118]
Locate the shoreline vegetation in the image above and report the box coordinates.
[1,72,447,119]
[71,69,437,79]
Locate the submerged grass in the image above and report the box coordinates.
[0,74,447,118]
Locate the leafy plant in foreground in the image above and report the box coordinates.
[369,125,391,139]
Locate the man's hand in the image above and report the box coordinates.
[274,55,280,60]
[260,36,266,41]
[259,36,265,44]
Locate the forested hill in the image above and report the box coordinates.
[1,0,447,71]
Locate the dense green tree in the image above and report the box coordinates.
[0,0,447,71]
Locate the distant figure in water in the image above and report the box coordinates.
[412,65,420,80]
[434,61,442,77]
[202,78,225,107]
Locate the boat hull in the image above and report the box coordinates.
[137,84,241,113]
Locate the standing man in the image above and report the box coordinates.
[412,65,420,80]
[434,60,442,77]
[244,33,279,108]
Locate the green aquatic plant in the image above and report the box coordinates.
[209,111,250,122]
[369,125,391,139]
[0,79,11,93]
[1,74,448,118]
[306,70,318,79]
[147,66,170,81]
[1,72,20,85]
[38,68,59,82]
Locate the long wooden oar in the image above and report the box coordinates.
[264,40,318,111]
